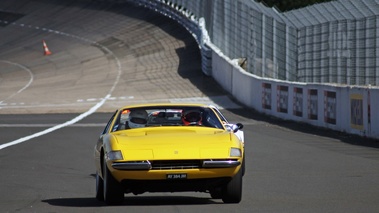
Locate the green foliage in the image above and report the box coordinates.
[255,0,335,12]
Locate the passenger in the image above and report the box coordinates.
[127,109,148,129]
[182,109,202,126]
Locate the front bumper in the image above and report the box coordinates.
[112,159,241,170]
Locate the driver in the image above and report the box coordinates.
[182,109,202,126]
[127,109,148,129]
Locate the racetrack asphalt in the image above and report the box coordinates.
[1,1,379,213]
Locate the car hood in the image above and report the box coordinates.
[112,127,238,160]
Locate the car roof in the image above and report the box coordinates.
[119,103,212,110]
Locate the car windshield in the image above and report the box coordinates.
[112,106,225,131]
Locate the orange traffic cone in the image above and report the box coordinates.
[43,40,52,55]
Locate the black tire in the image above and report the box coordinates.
[103,156,124,205]
[95,171,104,201]
[221,168,243,203]
[209,187,222,199]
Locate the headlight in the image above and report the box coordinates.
[107,150,123,160]
[230,148,241,157]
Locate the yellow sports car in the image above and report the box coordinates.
[94,103,244,205]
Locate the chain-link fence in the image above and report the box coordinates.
[169,0,379,86]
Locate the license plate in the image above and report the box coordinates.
[166,173,187,179]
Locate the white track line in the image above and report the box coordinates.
[0,23,122,150]
[0,60,34,103]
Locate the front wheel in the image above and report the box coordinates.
[221,167,243,203]
[103,156,124,205]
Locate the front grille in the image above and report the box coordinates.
[150,160,202,170]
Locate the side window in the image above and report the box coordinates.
[102,111,118,135]
[202,108,224,129]
[212,107,228,123]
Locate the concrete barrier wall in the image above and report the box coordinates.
[211,46,379,139]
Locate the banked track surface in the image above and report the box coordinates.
[0,0,229,115]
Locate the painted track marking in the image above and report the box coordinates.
[0,60,34,104]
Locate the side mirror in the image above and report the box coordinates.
[231,123,243,133]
